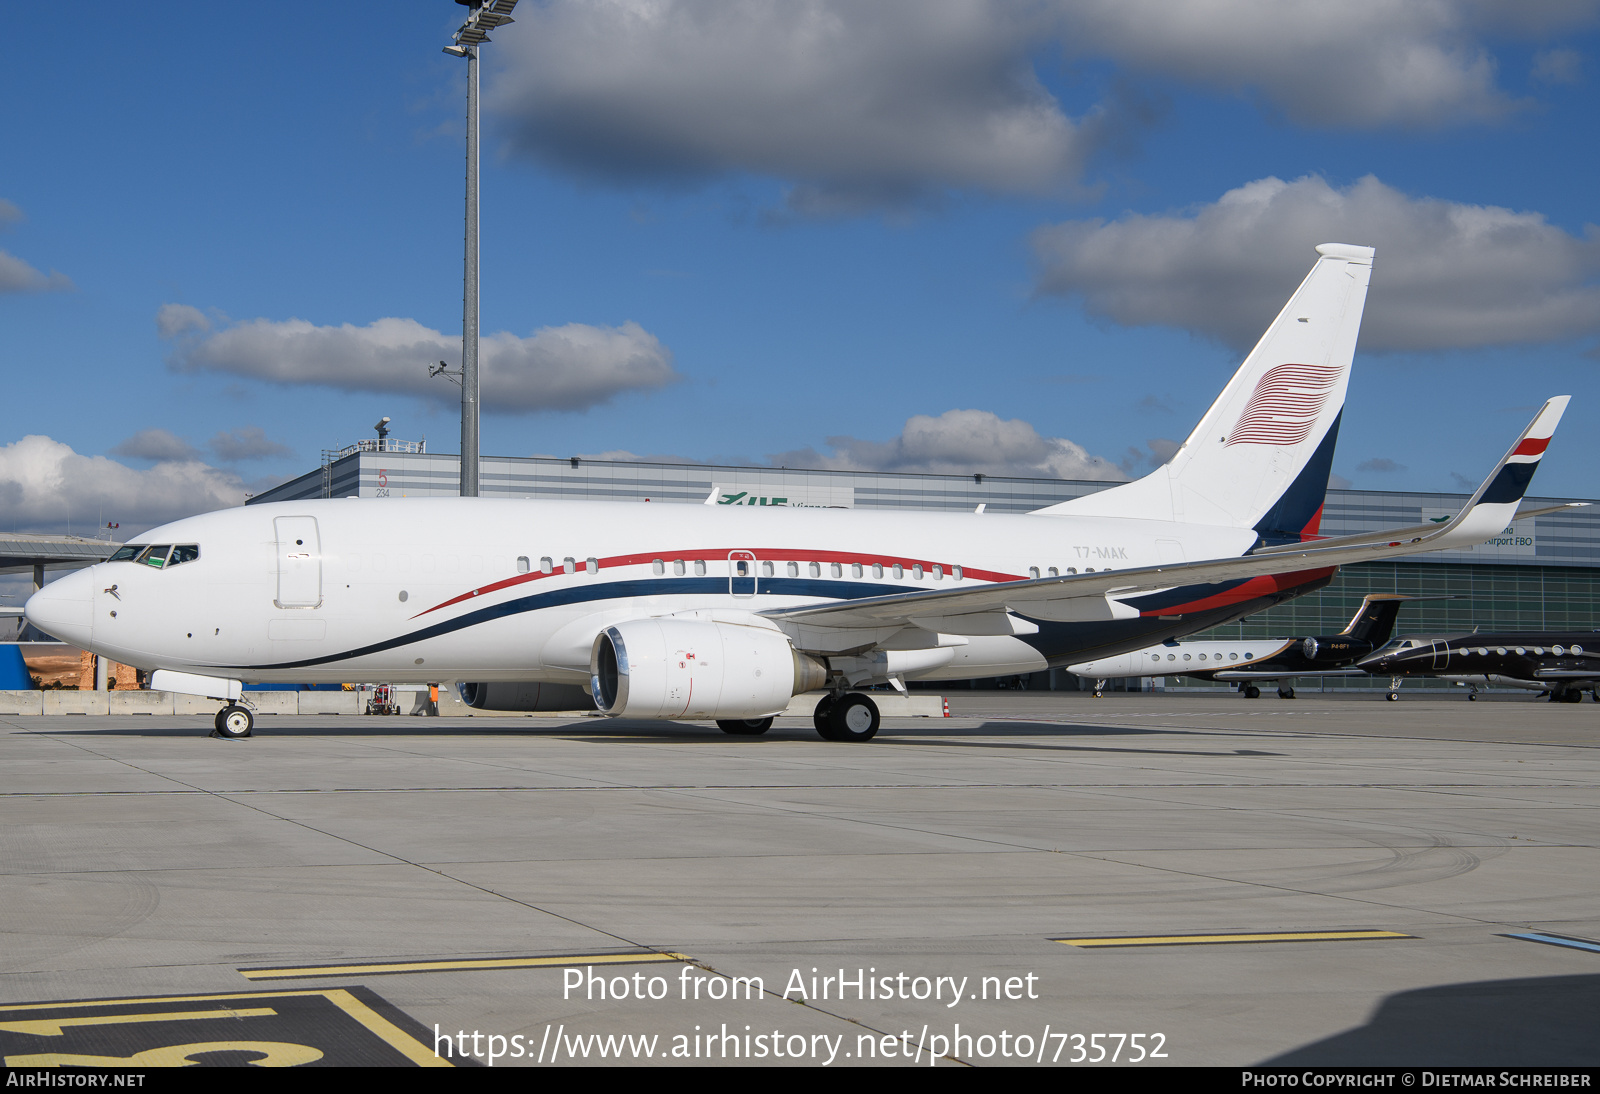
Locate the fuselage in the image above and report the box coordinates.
[1067,637,1304,682]
[26,497,1329,686]
[1360,632,1600,686]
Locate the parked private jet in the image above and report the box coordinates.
[24,244,1569,741]
[1359,631,1600,702]
[1067,593,1427,698]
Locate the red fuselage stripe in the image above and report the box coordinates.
[412,548,1027,618]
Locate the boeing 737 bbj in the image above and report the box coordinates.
[25,244,1569,741]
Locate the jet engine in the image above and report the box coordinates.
[1300,635,1374,663]
[457,682,596,711]
[591,618,826,720]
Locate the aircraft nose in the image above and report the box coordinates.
[24,569,95,646]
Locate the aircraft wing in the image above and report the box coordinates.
[763,398,1569,642]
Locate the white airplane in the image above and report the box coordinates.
[25,244,1569,742]
[1067,593,1425,699]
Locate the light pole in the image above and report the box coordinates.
[443,0,517,497]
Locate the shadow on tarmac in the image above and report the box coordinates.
[1263,974,1600,1065]
[32,717,1283,755]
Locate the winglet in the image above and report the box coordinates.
[1426,396,1569,551]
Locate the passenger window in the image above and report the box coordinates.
[953,565,963,581]
[913,565,924,580]
[540,556,553,574]
[808,562,820,578]
[562,556,576,574]
[932,564,943,580]
[1047,567,1058,578]
[762,561,774,578]
[674,560,686,576]
[851,563,863,578]
[787,562,799,577]
[1028,567,1040,579]
[872,563,883,579]
[830,563,842,578]
[168,545,200,567]
[892,564,903,579]
[517,556,530,574]
[585,557,598,574]
[693,560,706,576]
[138,545,172,568]
[652,559,665,575]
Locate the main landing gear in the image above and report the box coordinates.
[716,717,774,735]
[813,692,881,742]
[1242,686,1261,699]
[212,703,254,739]
[1277,686,1296,699]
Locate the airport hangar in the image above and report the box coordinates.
[250,439,1600,694]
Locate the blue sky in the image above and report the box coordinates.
[2,1,1598,537]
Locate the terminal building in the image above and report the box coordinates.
[251,441,1600,692]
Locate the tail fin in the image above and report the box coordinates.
[1036,243,1373,538]
[1340,594,1420,646]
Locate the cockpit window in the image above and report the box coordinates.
[168,545,200,567]
[136,545,172,568]
[108,545,140,563]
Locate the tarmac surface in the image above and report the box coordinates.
[1,692,1597,1067]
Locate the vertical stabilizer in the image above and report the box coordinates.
[1340,594,1419,646]
[1036,244,1373,536]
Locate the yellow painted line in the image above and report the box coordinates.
[1054,930,1412,948]
[322,988,450,1068]
[0,990,448,1068]
[240,951,691,980]
[0,1007,277,1037]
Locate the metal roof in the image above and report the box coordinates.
[0,534,120,575]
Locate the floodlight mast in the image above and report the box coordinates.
[443,0,517,497]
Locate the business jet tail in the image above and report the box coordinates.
[1036,243,1374,544]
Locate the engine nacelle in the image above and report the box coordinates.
[1300,636,1374,664]
[591,618,826,720]
[458,682,596,711]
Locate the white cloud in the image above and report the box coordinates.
[165,313,679,413]
[1050,0,1594,128]
[1031,174,1600,351]
[1357,457,1408,473]
[0,250,72,293]
[0,435,246,534]
[767,408,1127,480]
[110,429,202,463]
[0,197,73,292]
[481,1,1596,213]
[208,427,294,463]
[491,0,1094,209]
[156,303,210,338]
[1531,47,1584,85]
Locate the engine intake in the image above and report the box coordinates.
[591,618,826,720]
